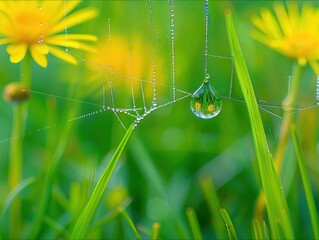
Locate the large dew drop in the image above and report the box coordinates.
[190,75,222,119]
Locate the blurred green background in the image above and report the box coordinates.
[0,1,319,239]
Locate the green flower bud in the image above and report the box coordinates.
[3,82,31,104]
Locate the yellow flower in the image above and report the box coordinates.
[87,35,164,100]
[252,3,319,74]
[0,1,98,68]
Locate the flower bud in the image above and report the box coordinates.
[3,82,31,104]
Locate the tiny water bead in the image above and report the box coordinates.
[190,75,222,119]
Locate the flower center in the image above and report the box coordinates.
[285,30,319,60]
[13,10,49,44]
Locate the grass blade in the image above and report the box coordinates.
[291,124,319,239]
[225,10,293,239]
[71,124,134,239]
[151,222,160,240]
[262,221,270,240]
[252,219,263,239]
[219,208,237,240]
[120,209,142,240]
[43,216,70,238]
[0,177,35,224]
[199,176,225,239]
[186,207,202,240]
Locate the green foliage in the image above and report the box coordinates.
[219,208,237,240]
[186,207,203,240]
[71,124,134,239]
[291,124,319,239]
[225,10,293,239]
[0,1,318,239]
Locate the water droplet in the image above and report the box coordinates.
[190,79,222,119]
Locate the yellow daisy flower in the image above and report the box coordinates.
[252,2,319,74]
[87,35,164,100]
[0,1,98,68]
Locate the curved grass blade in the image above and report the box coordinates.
[186,207,202,240]
[291,124,319,239]
[43,216,70,238]
[120,208,142,240]
[0,177,35,223]
[89,198,131,233]
[219,208,237,240]
[225,10,293,239]
[71,124,134,239]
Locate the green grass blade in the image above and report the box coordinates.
[120,209,142,240]
[199,176,225,239]
[71,124,134,239]
[90,198,131,232]
[291,124,319,239]
[262,221,270,240]
[252,219,263,239]
[43,216,70,238]
[186,207,202,240]
[29,97,80,239]
[219,208,237,240]
[225,10,293,239]
[0,177,35,223]
[151,222,160,240]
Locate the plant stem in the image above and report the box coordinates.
[274,62,304,170]
[254,62,304,218]
[8,53,32,238]
[29,80,80,239]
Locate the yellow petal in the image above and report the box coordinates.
[260,9,282,39]
[274,3,293,36]
[47,34,98,42]
[6,43,27,63]
[48,46,78,65]
[50,7,98,34]
[46,38,96,52]
[251,31,273,48]
[0,38,10,45]
[43,1,80,23]
[30,44,48,68]
[251,16,269,35]
[287,3,299,30]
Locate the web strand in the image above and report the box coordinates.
[204,0,209,76]
[168,0,176,102]
[63,0,69,53]
[2,0,318,144]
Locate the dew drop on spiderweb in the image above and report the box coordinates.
[190,74,222,119]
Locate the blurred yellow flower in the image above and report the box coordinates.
[87,35,164,100]
[252,3,319,74]
[0,1,98,68]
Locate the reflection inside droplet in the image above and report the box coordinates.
[190,77,222,119]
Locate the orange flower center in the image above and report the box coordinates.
[13,10,49,44]
[208,104,214,111]
[195,102,201,110]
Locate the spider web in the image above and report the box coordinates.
[1,0,319,145]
